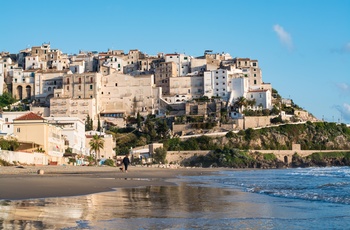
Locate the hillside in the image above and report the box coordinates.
[221,121,350,150]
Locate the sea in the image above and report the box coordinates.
[1,167,350,230]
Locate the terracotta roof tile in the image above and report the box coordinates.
[14,112,45,121]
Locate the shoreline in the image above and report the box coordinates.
[0,165,223,200]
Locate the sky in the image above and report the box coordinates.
[0,0,349,123]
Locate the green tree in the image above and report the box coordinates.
[166,137,182,151]
[156,119,169,139]
[0,92,17,108]
[0,137,19,151]
[136,112,142,129]
[153,147,167,164]
[85,114,93,131]
[234,96,247,113]
[97,115,101,132]
[89,134,105,165]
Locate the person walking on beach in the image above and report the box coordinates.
[123,154,130,173]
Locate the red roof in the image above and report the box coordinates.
[14,112,45,121]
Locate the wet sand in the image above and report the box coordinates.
[0,165,220,200]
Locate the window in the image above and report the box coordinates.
[254,74,256,77]
[253,63,257,67]
[251,95,253,98]
[67,86,69,91]
[115,83,118,86]
[90,77,93,83]
[78,86,81,91]
[5,118,8,122]
[78,78,81,83]
[90,85,93,90]
[48,87,51,91]
[17,128,20,132]
[254,80,257,84]
[67,78,70,84]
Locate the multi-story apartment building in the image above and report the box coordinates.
[50,72,102,125]
[164,53,191,76]
[203,69,232,100]
[205,52,232,71]
[154,62,177,95]
[71,51,98,72]
[190,57,207,75]
[99,72,161,119]
[246,89,272,110]
[45,116,86,155]
[164,76,203,103]
[98,52,124,74]
[12,68,35,100]
[13,112,65,162]
[30,43,63,69]
[33,69,69,105]
[234,58,262,89]
[0,55,15,93]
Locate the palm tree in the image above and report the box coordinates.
[234,96,247,113]
[246,98,256,109]
[89,134,105,165]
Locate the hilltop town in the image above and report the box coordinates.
[0,43,317,165]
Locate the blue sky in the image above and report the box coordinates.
[1,0,349,123]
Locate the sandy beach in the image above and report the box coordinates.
[0,165,219,200]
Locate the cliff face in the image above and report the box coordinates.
[222,122,350,150]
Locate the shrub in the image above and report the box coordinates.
[103,159,115,167]
[263,153,277,161]
[153,147,167,164]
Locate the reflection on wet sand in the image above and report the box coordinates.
[0,182,242,229]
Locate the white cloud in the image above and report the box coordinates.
[273,24,293,50]
[334,103,350,122]
[337,83,350,92]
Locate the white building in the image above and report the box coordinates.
[203,69,232,100]
[165,53,191,76]
[247,89,272,110]
[0,111,32,136]
[45,116,86,155]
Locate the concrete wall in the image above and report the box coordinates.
[243,116,271,129]
[252,149,347,164]
[166,150,211,164]
[0,150,51,165]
